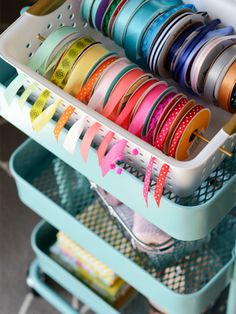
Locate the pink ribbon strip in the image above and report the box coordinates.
[143,156,156,207]
[100,139,127,176]
[80,122,101,162]
[154,164,170,207]
[97,131,115,165]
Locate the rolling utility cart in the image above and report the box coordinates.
[0,0,236,313]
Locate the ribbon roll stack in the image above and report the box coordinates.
[80,0,236,113]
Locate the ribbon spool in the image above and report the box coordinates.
[168,105,211,160]
[34,29,232,159]
[218,60,236,113]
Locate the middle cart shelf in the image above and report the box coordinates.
[9,138,236,314]
[1,76,236,241]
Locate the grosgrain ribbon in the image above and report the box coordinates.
[4,73,27,105]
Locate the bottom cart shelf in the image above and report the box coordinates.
[11,140,236,314]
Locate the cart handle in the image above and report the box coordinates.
[223,113,236,136]
[27,0,67,16]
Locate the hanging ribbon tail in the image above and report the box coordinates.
[80,122,101,162]
[100,139,127,177]
[4,73,27,105]
[143,157,156,207]
[154,164,170,207]
[30,89,51,122]
[63,116,86,154]
[32,99,62,132]
[54,105,75,141]
[18,82,38,111]
[97,131,114,165]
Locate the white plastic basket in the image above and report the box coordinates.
[0,0,235,197]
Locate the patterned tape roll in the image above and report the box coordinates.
[204,44,236,102]
[64,43,110,96]
[50,37,95,88]
[218,60,236,113]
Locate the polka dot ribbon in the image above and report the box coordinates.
[154,163,170,207]
[54,105,75,141]
[77,55,118,103]
[154,97,188,151]
[143,156,156,207]
[168,105,202,157]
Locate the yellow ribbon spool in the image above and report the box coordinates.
[50,37,94,88]
[64,43,110,96]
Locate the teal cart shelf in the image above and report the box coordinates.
[9,139,236,314]
[30,221,148,314]
[0,59,235,241]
